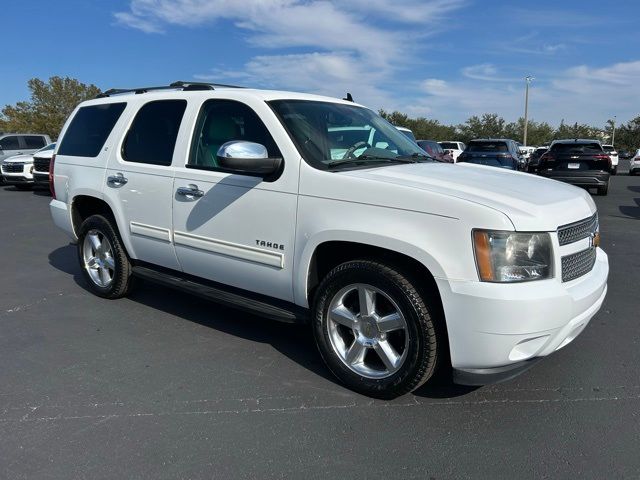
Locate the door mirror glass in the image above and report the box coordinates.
[217,141,282,176]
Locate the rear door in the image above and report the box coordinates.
[103,99,188,270]
[0,135,23,161]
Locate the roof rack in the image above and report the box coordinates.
[95,80,244,98]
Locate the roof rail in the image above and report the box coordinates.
[95,80,244,98]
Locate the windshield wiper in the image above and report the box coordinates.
[327,155,418,170]
[396,152,437,162]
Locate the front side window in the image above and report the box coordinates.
[189,100,280,170]
[0,136,20,150]
[269,100,430,170]
[23,136,46,149]
[58,103,127,157]
[122,100,187,166]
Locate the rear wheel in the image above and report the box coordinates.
[312,260,440,399]
[597,183,609,196]
[77,214,134,299]
[611,166,617,176]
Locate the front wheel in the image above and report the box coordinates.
[77,214,134,299]
[312,260,440,399]
[611,166,617,176]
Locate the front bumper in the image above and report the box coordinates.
[539,170,610,187]
[437,248,608,385]
[33,171,49,185]
[2,175,34,185]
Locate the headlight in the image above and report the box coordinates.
[473,230,553,282]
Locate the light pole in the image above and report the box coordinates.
[611,115,617,146]
[523,76,534,146]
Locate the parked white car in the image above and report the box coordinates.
[395,126,416,142]
[1,153,35,189]
[32,143,56,186]
[601,144,619,175]
[49,82,608,398]
[439,141,466,162]
[630,149,640,176]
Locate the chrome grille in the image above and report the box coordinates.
[2,163,24,173]
[561,247,597,282]
[557,213,598,246]
[33,157,50,173]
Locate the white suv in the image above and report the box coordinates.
[601,144,619,175]
[49,82,608,398]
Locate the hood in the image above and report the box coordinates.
[3,154,33,164]
[33,150,54,160]
[340,162,596,231]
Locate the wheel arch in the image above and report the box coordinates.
[71,194,135,258]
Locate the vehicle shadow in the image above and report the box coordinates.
[32,187,51,197]
[628,186,640,193]
[619,197,640,219]
[48,243,481,400]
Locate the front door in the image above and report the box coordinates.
[171,99,297,302]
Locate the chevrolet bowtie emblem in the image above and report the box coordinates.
[590,232,601,248]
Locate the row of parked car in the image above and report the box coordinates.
[0,133,55,189]
[403,133,639,196]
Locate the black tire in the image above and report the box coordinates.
[77,214,134,299]
[611,166,617,176]
[312,260,440,399]
[630,169,637,176]
[597,183,609,196]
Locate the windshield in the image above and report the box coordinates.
[602,145,616,153]
[35,143,56,153]
[269,100,430,170]
[439,142,459,150]
[397,128,416,142]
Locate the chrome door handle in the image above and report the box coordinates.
[177,184,204,199]
[107,173,128,187]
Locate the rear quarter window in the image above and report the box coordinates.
[58,103,127,157]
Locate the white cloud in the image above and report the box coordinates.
[411,60,640,125]
[461,63,517,82]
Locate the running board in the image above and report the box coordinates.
[132,266,307,324]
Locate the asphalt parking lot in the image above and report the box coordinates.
[1,163,639,479]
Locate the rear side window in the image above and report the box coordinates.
[58,103,126,157]
[467,142,509,152]
[23,136,46,149]
[122,100,187,166]
[439,142,458,150]
[551,143,603,154]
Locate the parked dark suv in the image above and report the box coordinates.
[538,139,610,195]
[527,146,549,173]
[457,139,524,170]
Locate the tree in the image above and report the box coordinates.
[0,77,101,140]
[457,113,506,142]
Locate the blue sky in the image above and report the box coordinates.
[3,0,639,126]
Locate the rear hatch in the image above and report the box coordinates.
[458,141,517,169]
[541,142,610,172]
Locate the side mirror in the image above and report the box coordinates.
[216,141,282,177]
